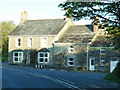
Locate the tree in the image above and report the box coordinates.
[0,21,16,61]
[59,2,120,50]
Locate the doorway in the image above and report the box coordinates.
[89,58,95,71]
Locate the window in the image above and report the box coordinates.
[67,57,74,66]
[13,52,23,62]
[100,60,105,66]
[68,45,75,53]
[100,49,106,55]
[41,37,48,48]
[28,37,32,47]
[16,38,22,47]
[38,52,49,63]
[91,59,95,65]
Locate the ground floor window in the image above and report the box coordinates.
[67,57,74,66]
[100,60,105,66]
[13,52,23,62]
[38,52,49,63]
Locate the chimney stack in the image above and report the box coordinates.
[20,11,28,24]
[93,16,99,32]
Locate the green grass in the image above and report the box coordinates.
[105,62,120,83]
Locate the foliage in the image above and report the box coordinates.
[30,50,37,64]
[0,21,16,61]
[105,62,120,83]
[59,2,120,50]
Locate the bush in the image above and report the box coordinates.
[105,62,120,83]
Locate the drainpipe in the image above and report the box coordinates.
[87,43,90,71]
[26,50,30,65]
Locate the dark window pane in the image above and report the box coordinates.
[40,53,44,57]
[18,42,21,46]
[69,58,73,61]
[15,58,18,61]
[45,58,48,62]
[14,53,18,56]
[70,49,74,52]
[39,58,44,62]
[91,60,94,65]
[70,46,74,48]
[18,39,21,42]
[19,57,22,61]
[19,53,22,56]
[69,62,73,65]
[45,53,48,57]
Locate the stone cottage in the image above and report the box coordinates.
[8,11,119,72]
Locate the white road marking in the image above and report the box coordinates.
[3,67,82,89]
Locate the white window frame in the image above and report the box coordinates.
[100,59,105,66]
[38,52,49,64]
[28,37,32,47]
[68,45,75,53]
[67,57,74,66]
[100,49,106,55]
[13,52,23,63]
[40,37,48,48]
[16,38,22,47]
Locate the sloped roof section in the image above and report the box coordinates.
[38,48,50,52]
[56,25,95,43]
[90,36,112,47]
[9,19,67,35]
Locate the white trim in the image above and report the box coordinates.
[38,52,49,64]
[28,37,32,47]
[100,49,106,55]
[67,57,74,66]
[89,58,95,71]
[68,45,75,53]
[13,52,23,63]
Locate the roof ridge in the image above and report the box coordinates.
[70,24,93,26]
[28,18,64,21]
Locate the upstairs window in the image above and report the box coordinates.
[16,38,21,47]
[100,60,105,66]
[28,37,32,47]
[68,45,75,53]
[41,37,48,48]
[100,49,106,55]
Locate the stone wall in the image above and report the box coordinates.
[9,36,55,52]
[54,43,87,69]
[8,36,55,64]
[88,48,120,72]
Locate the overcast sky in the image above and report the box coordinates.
[0,0,92,25]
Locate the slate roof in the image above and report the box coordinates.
[90,36,112,47]
[9,19,67,35]
[55,25,95,43]
[38,48,50,52]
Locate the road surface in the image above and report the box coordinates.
[2,63,119,89]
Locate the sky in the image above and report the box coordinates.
[0,0,92,25]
